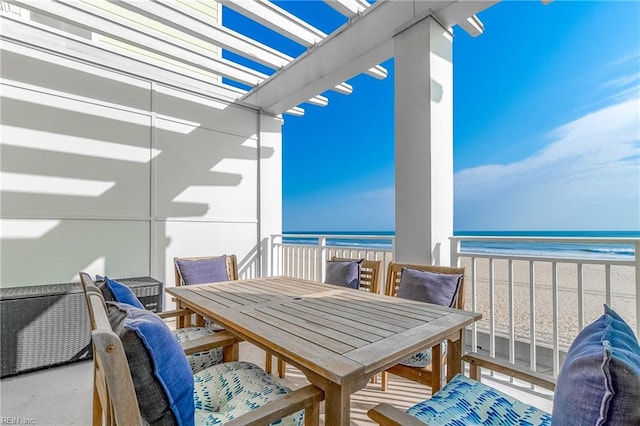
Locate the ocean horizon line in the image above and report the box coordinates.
[283,230,640,238]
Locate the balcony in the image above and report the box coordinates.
[1,232,637,423]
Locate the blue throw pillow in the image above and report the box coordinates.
[396,268,463,307]
[175,256,229,285]
[552,305,640,425]
[108,302,195,426]
[324,260,362,289]
[96,275,144,309]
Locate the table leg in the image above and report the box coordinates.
[223,342,239,362]
[446,331,462,382]
[324,381,350,425]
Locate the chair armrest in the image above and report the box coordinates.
[180,330,240,356]
[225,384,324,426]
[463,352,556,391]
[157,308,192,320]
[367,403,426,426]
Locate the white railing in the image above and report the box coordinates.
[270,233,638,378]
[270,233,394,283]
[450,236,639,377]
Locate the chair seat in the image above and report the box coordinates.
[173,327,223,373]
[406,373,552,425]
[193,361,304,426]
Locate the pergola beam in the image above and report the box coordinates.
[243,0,498,115]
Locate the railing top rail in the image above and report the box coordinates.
[451,236,639,245]
[272,233,395,241]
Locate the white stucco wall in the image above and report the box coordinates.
[0,38,283,301]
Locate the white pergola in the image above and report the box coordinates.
[1,0,508,266]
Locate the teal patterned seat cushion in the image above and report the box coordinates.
[173,327,223,374]
[406,373,552,425]
[193,361,304,426]
[400,341,447,368]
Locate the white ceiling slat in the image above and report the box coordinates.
[220,0,324,46]
[12,0,269,87]
[322,0,369,18]
[220,0,386,82]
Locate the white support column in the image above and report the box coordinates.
[394,16,454,265]
[258,112,283,277]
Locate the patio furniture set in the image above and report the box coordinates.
[79,254,640,425]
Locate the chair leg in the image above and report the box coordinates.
[265,352,272,374]
[370,373,377,384]
[278,358,286,378]
[304,402,320,426]
[381,371,388,391]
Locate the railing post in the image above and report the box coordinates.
[319,237,327,283]
[635,241,640,334]
[450,237,460,267]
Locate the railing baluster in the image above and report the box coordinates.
[552,261,559,376]
[577,263,584,331]
[489,258,495,358]
[471,257,477,351]
[508,259,515,364]
[605,264,612,307]
[529,261,537,372]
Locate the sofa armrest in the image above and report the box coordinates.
[463,352,556,391]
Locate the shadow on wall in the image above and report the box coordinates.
[0,47,273,286]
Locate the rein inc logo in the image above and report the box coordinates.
[1,418,35,425]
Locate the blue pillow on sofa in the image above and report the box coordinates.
[552,305,640,425]
[108,302,195,425]
[325,260,362,289]
[96,275,144,309]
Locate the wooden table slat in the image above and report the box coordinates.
[261,304,376,346]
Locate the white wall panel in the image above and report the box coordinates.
[155,119,257,220]
[1,85,152,217]
[1,43,151,112]
[156,85,257,138]
[0,219,150,287]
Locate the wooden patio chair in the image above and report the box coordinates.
[80,272,241,426]
[369,305,640,425]
[85,281,324,426]
[173,254,238,327]
[266,257,383,378]
[380,262,465,394]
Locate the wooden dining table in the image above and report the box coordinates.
[166,276,481,425]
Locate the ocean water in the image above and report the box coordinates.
[282,231,638,261]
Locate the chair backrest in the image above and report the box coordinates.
[331,257,383,294]
[82,277,142,425]
[174,254,238,286]
[384,262,466,309]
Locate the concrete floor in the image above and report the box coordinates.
[0,341,552,425]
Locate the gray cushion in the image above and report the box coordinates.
[324,260,362,289]
[176,256,229,285]
[552,305,640,425]
[396,267,463,307]
[107,302,194,426]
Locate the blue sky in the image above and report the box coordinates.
[225,1,640,233]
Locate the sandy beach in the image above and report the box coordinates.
[459,257,637,349]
